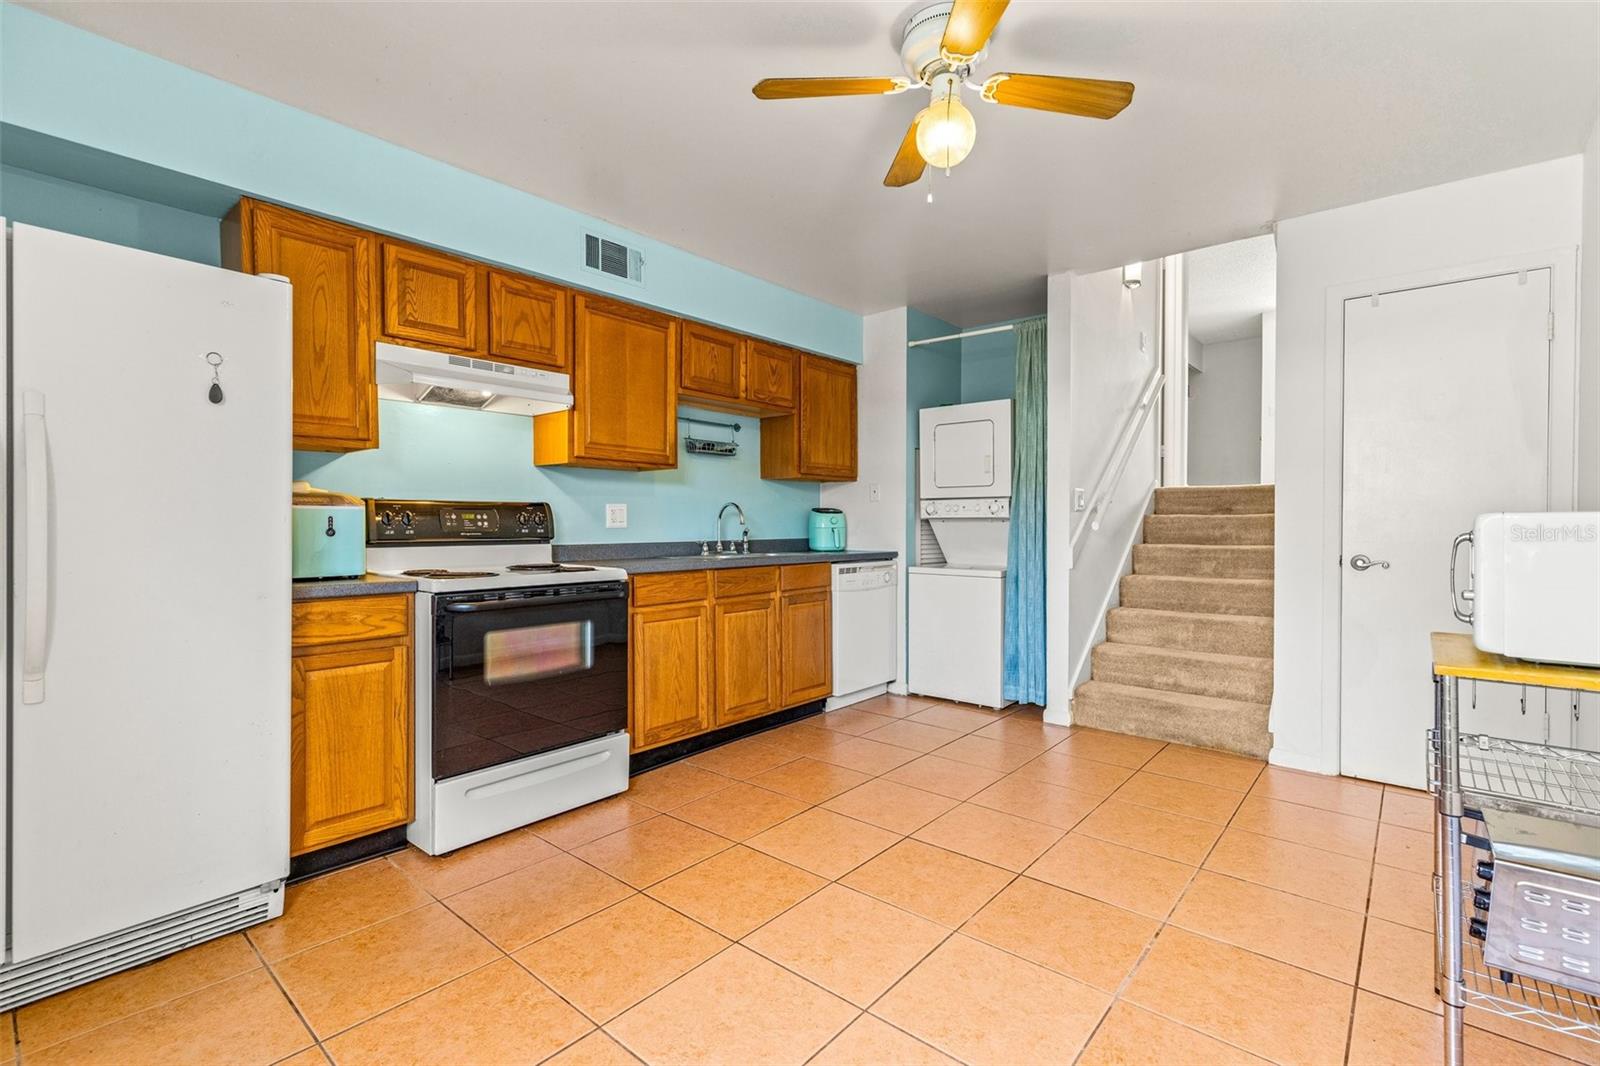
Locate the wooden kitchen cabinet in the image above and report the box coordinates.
[780,565,833,706]
[746,341,798,412]
[629,564,830,753]
[290,595,413,856]
[711,568,781,726]
[761,354,858,481]
[630,602,715,750]
[534,294,679,469]
[678,321,744,406]
[380,241,482,352]
[224,199,378,452]
[488,270,571,371]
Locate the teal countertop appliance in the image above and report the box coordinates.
[808,507,847,551]
[292,483,367,579]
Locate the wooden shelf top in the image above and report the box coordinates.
[1431,631,1600,692]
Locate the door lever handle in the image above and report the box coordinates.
[1349,554,1390,572]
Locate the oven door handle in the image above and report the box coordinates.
[442,590,625,613]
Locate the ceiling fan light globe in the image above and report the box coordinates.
[915,95,977,169]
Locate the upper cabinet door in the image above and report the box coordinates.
[798,355,858,479]
[231,200,378,452]
[746,341,797,412]
[679,321,743,403]
[571,294,679,467]
[488,270,571,371]
[380,242,480,351]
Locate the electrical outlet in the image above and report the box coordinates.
[1073,488,1087,512]
[869,482,882,503]
[605,503,628,529]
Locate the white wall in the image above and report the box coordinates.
[1045,262,1162,720]
[1581,113,1600,511]
[1260,310,1277,484]
[1273,155,1585,774]
[1189,336,1263,485]
[822,307,909,690]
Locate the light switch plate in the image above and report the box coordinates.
[1073,488,1087,512]
[605,503,628,529]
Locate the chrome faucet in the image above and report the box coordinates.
[714,501,750,554]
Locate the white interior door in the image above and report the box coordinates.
[1340,269,1553,787]
[9,226,292,961]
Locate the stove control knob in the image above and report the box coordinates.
[399,510,414,527]
[379,509,395,527]
[516,509,534,529]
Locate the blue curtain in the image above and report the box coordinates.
[1004,317,1047,704]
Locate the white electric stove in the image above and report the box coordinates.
[366,500,631,855]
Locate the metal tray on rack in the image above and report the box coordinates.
[1429,731,1600,827]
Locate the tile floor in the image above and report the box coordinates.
[7,695,1595,1065]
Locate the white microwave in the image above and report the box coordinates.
[1451,513,1600,668]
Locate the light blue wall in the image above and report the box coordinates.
[959,317,1032,403]
[294,402,816,545]
[0,4,848,542]
[906,310,965,556]
[0,5,860,362]
[0,164,221,264]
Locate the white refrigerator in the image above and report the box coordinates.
[2,223,293,1009]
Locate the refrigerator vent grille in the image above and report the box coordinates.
[0,885,280,1011]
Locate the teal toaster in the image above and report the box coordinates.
[292,483,367,579]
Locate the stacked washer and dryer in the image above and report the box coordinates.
[908,399,1014,708]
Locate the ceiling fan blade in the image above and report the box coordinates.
[884,112,928,187]
[980,73,1134,119]
[941,0,1010,64]
[753,77,911,100]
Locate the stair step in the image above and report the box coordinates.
[1133,544,1273,579]
[1120,574,1273,617]
[1107,607,1273,657]
[1071,680,1272,759]
[1154,484,1275,515]
[1143,513,1274,546]
[1092,643,1273,704]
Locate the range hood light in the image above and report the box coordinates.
[375,342,573,417]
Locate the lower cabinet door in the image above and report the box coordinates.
[714,593,781,726]
[290,641,413,855]
[631,603,714,750]
[780,589,833,706]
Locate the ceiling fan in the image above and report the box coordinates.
[752,0,1134,187]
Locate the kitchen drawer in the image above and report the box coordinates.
[292,594,412,647]
[714,566,779,598]
[781,563,832,591]
[631,570,711,608]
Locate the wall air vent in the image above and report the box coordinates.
[584,233,644,285]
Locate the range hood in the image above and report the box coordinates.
[375,342,572,416]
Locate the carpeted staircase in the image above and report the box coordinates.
[1072,484,1275,758]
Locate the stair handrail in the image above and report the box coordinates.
[1069,365,1165,561]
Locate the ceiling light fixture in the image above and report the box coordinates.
[1122,263,1143,289]
[915,76,976,172]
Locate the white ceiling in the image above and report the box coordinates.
[1187,234,1275,345]
[25,1,1599,326]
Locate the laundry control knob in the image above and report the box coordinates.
[924,502,938,516]
[987,499,1000,515]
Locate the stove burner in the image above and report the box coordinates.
[400,569,499,579]
[506,564,595,573]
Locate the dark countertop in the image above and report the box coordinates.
[567,549,898,575]
[292,574,418,601]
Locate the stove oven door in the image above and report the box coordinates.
[432,583,628,780]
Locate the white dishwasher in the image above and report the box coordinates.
[831,560,899,705]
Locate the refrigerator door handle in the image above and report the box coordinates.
[22,389,50,704]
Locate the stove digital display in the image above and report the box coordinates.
[441,509,500,533]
